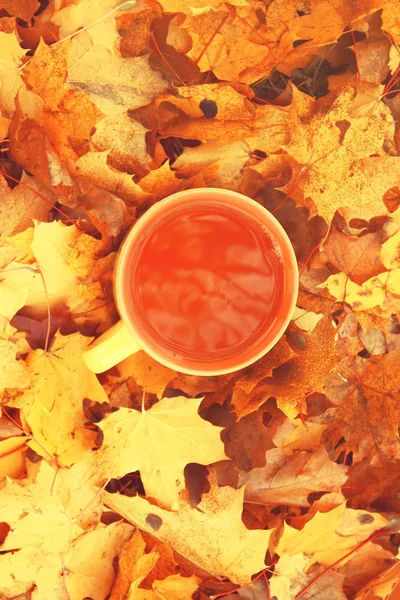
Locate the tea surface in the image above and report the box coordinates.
[132,203,285,361]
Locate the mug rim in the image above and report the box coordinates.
[115,188,299,376]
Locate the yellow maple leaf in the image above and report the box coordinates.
[0,339,30,391]
[18,332,109,465]
[0,461,83,553]
[277,503,389,568]
[117,350,176,399]
[105,481,272,586]
[269,553,310,600]
[96,396,227,509]
[284,87,397,223]
[0,521,134,600]
[130,574,200,600]
[0,31,25,117]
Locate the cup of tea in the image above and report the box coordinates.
[83,188,298,375]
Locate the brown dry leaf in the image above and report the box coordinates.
[323,227,386,284]
[230,336,296,418]
[0,0,39,22]
[355,561,400,600]
[324,349,400,462]
[241,446,347,508]
[96,396,227,509]
[277,502,389,569]
[253,317,341,418]
[18,332,109,465]
[0,173,55,237]
[130,574,200,600]
[104,479,272,586]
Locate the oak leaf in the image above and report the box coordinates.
[18,332,109,465]
[96,396,227,509]
[104,480,272,585]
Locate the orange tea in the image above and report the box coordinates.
[130,201,286,364]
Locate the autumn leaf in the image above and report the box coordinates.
[241,446,348,508]
[96,396,227,509]
[284,86,398,223]
[0,521,134,600]
[2,3,400,599]
[324,349,400,463]
[253,317,341,418]
[276,503,389,568]
[104,479,272,586]
[130,574,200,600]
[18,332,109,465]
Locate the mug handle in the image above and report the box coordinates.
[83,320,141,373]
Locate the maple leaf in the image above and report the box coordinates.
[18,332,109,465]
[0,338,30,391]
[324,349,400,463]
[253,317,341,418]
[0,521,134,600]
[117,350,176,399]
[0,173,56,237]
[0,461,83,553]
[355,561,400,600]
[268,553,311,600]
[0,0,39,22]
[131,574,200,600]
[104,479,272,586]
[181,8,270,81]
[0,31,25,117]
[241,446,348,508]
[67,43,167,116]
[110,528,152,600]
[96,396,227,509]
[68,151,147,201]
[284,86,399,223]
[277,503,389,569]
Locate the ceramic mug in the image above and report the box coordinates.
[83,188,298,375]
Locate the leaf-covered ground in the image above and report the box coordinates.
[1,1,400,599]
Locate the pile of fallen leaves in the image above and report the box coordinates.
[1,0,400,598]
